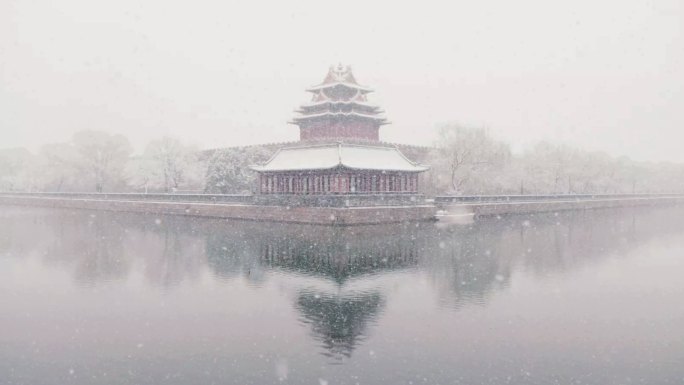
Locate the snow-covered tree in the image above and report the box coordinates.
[0,148,40,191]
[429,124,510,194]
[204,146,273,194]
[135,137,204,193]
[520,142,576,194]
[37,142,82,191]
[72,130,132,192]
[125,156,156,193]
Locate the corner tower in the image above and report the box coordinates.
[251,66,428,196]
[291,65,388,142]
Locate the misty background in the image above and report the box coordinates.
[1,0,682,162]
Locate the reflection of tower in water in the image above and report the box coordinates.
[257,224,420,359]
[296,290,384,359]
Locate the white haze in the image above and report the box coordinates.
[0,0,682,162]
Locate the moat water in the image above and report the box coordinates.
[1,206,683,385]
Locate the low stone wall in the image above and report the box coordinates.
[436,193,684,204]
[0,195,436,225]
[0,192,253,204]
[443,196,684,218]
[4,194,683,225]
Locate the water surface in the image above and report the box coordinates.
[1,206,683,384]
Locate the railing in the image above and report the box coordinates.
[0,192,254,204]
[435,193,684,204]
[0,192,427,207]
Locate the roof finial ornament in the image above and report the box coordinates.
[330,63,348,81]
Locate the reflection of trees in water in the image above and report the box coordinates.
[5,205,684,361]
[0,209,208,287]
[420,219,514,309]
[204,224,266,285]
[424,207,684,308]
[5,206,684,333]
[5,206,684,293]
[495,209,639,275]
[68,214,207,287]
[296,290,384,360]
[71,213,130,285]
[142,222,206,288]
[2,209,134,285]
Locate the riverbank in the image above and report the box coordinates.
[1,193,683,225]
[435,194,684,220]
[0,194,435,225]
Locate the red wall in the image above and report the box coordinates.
[259,171,419,195]
[299,119,379,141]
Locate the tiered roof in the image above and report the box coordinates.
[251,66,429,175]
[290,64,388,125]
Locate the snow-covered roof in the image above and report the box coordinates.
[307,82,373,93]
[291,111,388,122]
[250,143,429,173]
[298,100,381,110]
[306,64,373,93]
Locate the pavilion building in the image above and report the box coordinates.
[251,65,428,195]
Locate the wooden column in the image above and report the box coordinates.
[340,174,348,193]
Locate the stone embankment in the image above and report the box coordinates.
[0,193,434,225]
[435,194,684,221]
[2,193,683,225]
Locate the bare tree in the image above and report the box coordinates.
[432,125,510,194]
[142,137,199,192]
[0,148,38,191]
[38,143,80,191]
[72,130,132,192]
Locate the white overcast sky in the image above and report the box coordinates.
[1,0,682,161]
